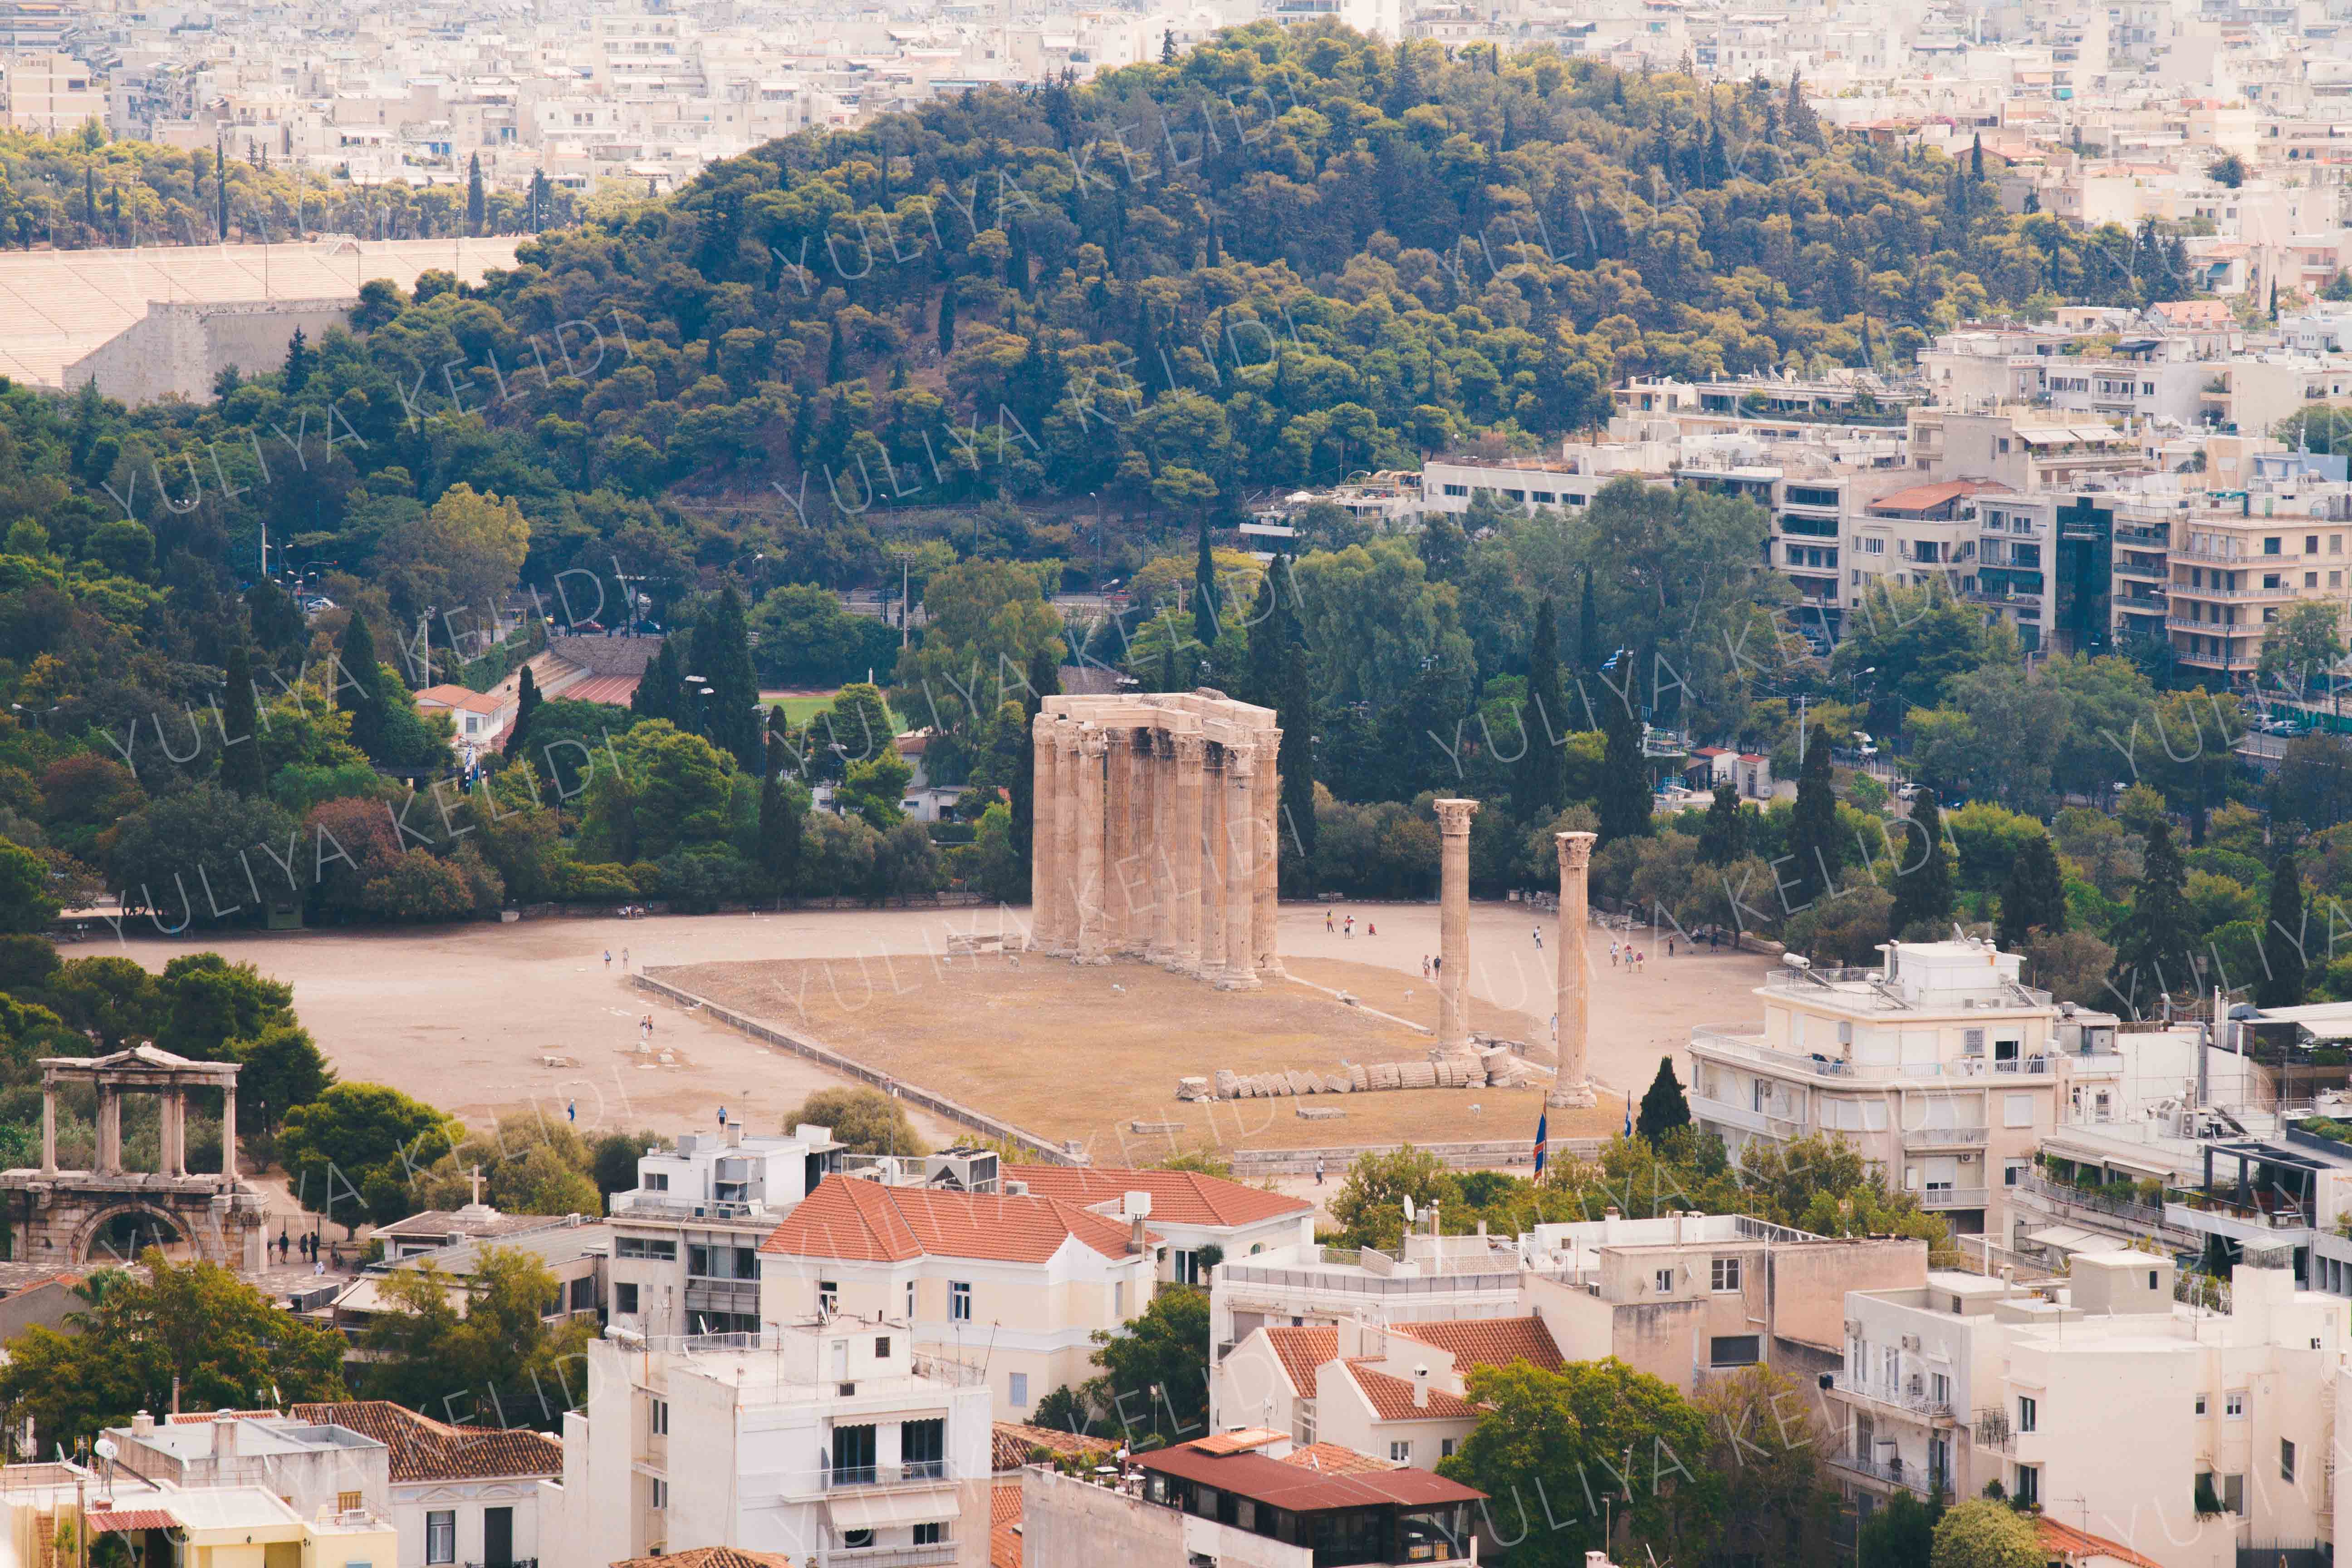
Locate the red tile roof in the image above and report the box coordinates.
[2040,1519,2164,1568]
[993,1421,1116,1473]
[1004,1166,1310,1229]
[1264,1326,1338,1396]
[760,1176,1160,1264]
[991,1480,1024,1568]
[612,1551,796,1568]
[1136,1443,1482,1510]
[288,1401,561,1482]
[1866,479,2009,515]
[88,1510,177,1533]
[1282,1443,1401,1475]
[1391,1317,1564,1373]
[1345,1362,1484,1421]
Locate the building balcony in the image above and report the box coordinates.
[2165,1190,2315,1242]
[1918,1186,1991,1210]
[830,1547,958,1568]
[1901,1126,1990,1150]
[2112,559,2168,581]
[1690,1089,1810,1141]
[1829,1446,1949,1500]
[1826,1371,1960,1426]
[823,1460,956,1490]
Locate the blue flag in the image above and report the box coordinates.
[1533,1110,1548,1181]
[1624,1088,1635,1138]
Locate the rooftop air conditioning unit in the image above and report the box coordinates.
[1901,1335,1921,1351]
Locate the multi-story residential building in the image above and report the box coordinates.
[1907,406,2145,492]
[607,1121,843,1338]
[2165,469,2352,682]
[1850,478,2002,605]
[291,1401,563,1568]
[2163,1122,2352,1294]
[551,1315,992,1567]
[0,1459,397,1567]
[1021,1431,1485,1568]
[758,1174,1160,1421]
[1208,1227,1525,1382]
[107,1410,392,1524]
[324,1211,611,1340]
[1830,1254,2340,1568]
[1218,1315,1563,1461]
[0,50,102,132]
[1689,938,2072,1238]
[1000,1165,1315,1286]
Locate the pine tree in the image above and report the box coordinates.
[633,639,682,727]
[1192,514,1221,653]
[1697,783,1745,867]
[505,664,541,760]
[937,285,957,357]
[1996,832,2067,953]
[335,609,386,760]
[466,154,486,236]
[2257,849,2308,1008]
[694,583,764,771]
[1161,27,1177,63]
[1889,789,1954,936]
[2111,819,2193,1008]
[825,320,848,384]
[282,327,312,394]
[757,730,802,905]
[220,642,265,794]
[1787,734,1842,906]
[1511,596,1564,822]
[1635,1057,1691,1143]
[1597,691,1650,843]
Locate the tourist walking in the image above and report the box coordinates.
[603,950,612,970]
[1314,1156,1326,1186]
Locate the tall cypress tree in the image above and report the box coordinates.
[220,642,265,794]
[505,664,541,760]
[825,320,848,384]
[1889,788,1954,936]
[2111,819,2192,1007]
[2258,849,2309,1008]
[335,609,385,760]
[1635,1057,1691,1143]
[633,639,682,727]
[757,729,802,905]
[1575,567,1601,676]
[695,584,763,771]
[1597,691,1650,843]
[1697,783,1744,867]
[1997,832,2067,953]
[466,154,486,236]
[1244,568,1284,709]
[1512,596,1564,822]
[1787,734,1842,906]
[1192,514,1221,654]
[937,286,957,356]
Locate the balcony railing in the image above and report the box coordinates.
[1918,1186,1991,1210]
[2015,1172,2173,1231]
[2166,1189,2313,1231]
[1830,1447,1950,1499]
[1826,1370,1959,1424]
[1901,1126,1989,1149]
[829,1548,957,1568]
[823,1460,953,1490]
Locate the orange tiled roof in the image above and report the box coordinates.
[1345,1362,1484,1421]
[991,1480,1024,1568]
[1391,1316,1564,1373]
[1264,1325,1338,1396]
[992,1420,1115,1472]
[759,1175,1159,1264]
[1866,478,2010,514]
[2040,1518,2164,1568]
[612,1551,796,1568]
[1004,1166,1311,1229]
[1282,1443,1401,1475]
[288,1401,560,1482]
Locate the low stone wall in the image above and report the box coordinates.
[630,972,1082,1164]
[1226,1136,1605,1176]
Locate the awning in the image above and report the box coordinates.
[2025,1225,2104,1254]
[825,1491,960,1532]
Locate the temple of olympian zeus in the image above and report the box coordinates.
[1030,691,1283,988]
[0,1044,268,1269]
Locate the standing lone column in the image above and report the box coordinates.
[1253,725,1284,980]
[1200,746,1229,978]
[39,1077,54,1175]
[1051,726,1083,956]
[1074,727,1109,963]
[1219,745,1260,990]
[1172,735,1208,974]
[219,1078,238,1183]
[1148,732,1177,965]
[1553,831,1600,1108]
[1105,731,1134,952]
[1434,799,1480,1052]
[95,1085,122,1175]
[1030,716,1064,952]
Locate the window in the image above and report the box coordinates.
[1931,1373,1951,1406]
[914,1524,944,1546]
[2017,1396,2037,1434]
[569,1276,595,1312]
[2227,1390,2246,1418]
[652,1398,669,1436]
[1114,1280,1125,1318]
[951,1282,972,1322]
[906,1280,916,1318]
[1711,1257,1742,1292]
[1655,1268,1675,1294]
[651,1478,668,1509]
[2309,536,2321,554]
[2004,1093,2034,1128]
[1442,484,1469,497]
[616,1237,676,1260]
[337,1491,363,1514]
[644,1172,669,1191]
[1532,491,1556,504]
[875,1335,891,1358]
[616,1283,640,1314]
[1390,1441,1413,1463]
[2309,573,2321,588]
[426,1510,456,1564]
[2224,1474,2245,1513]
[2266,537,2283,554]
[1009,1372,1029,1407]
[2004,1163,2026,1187]
[1441,1438,1456,1458]
[2015,1465,2039,1506]
[2283,1438,2298,1482]
[1710,1335,1761,1367]
[819,1280,838,1313]
[2195,1394,2208,1416]
[1998,437,2012,453]
[1173,1250,1202,1286]
[843,1529,874,1549]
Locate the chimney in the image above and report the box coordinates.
[725,1122,744,1148]
[212,1418,237,1470]
[1124,1191,1152,1255]
[1129,1214,1147,1255]
[131,1411,154,1438]
[1413,1366,1431,1410]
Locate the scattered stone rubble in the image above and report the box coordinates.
[1181,1038,1539,1101]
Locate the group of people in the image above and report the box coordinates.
[1323,911,1375,938]
[1609,939,1661,972]
[604,948,632,969]
[273,1228,338,1272]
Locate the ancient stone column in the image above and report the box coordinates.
[1219,744,1260,990]
[219,1079,238,1183]
[1031,715,1063,952]
[160,1090,183,1177]
[95,1086,122,1176]
[1052,725,1084,956]
[39,1079,54,1175]
[1075,727,1109,963]
[1553,830,1600,1109]
[1148,731,1178,965]
[1172,734,1208,974]
[1200,745,1229,977]
[1434,798,1480,1052]
[1254,725,1284,979]
[1105,730,1134,952]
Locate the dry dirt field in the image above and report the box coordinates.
[115,901,1772,1158]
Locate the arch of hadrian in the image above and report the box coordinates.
[1031,691,1282,988]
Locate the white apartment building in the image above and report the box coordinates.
[551,1318,992,1567]
[1832,1254,2340,1568]
[0,50,102,134]
[757,1174,1160,1421]
[1208,1227,1525,1385]
[1001,1165,1314,1285]
[1689,939,2073,1238]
